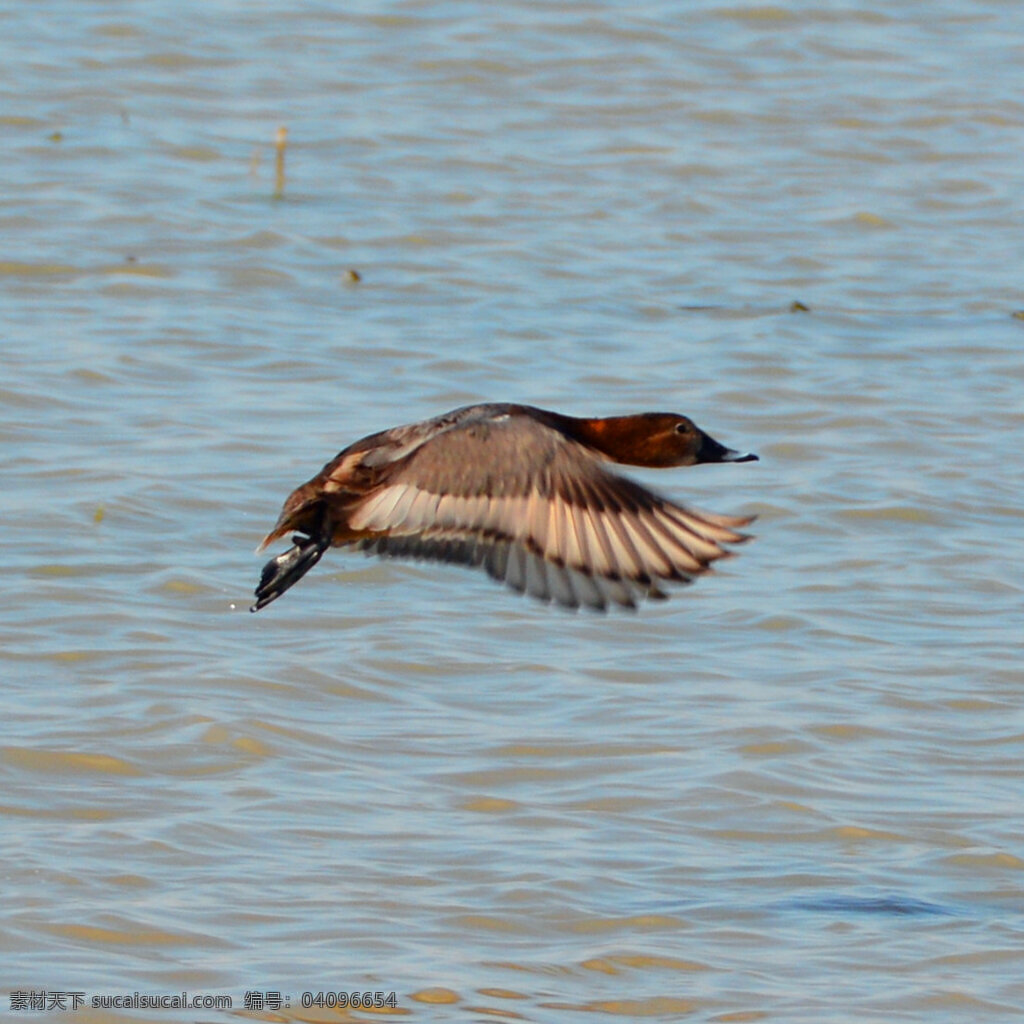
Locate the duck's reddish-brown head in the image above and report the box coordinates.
[579,413,759,468]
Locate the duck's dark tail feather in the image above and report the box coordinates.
[251,534,328,612]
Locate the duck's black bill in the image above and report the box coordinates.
[721,449,759,463]
[697,432,759,464]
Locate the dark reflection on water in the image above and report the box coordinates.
[783,894,954,917]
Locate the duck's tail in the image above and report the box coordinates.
[251,533,329,612]
[255,482,327,554]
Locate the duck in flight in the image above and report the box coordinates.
[252,403,758,612]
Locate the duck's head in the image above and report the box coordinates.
[595,413,759,468]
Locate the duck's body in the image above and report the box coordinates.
[252,403,757,612]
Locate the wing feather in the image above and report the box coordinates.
[344,411,751,609]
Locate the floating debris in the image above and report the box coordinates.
[790,300,810,312]
[273,125,287,199]
[342,268,362,284]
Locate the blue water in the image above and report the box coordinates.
[2,2,1023,1022]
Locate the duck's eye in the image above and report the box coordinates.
[674,422,691,434]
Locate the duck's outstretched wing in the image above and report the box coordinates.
[348,412,753,611]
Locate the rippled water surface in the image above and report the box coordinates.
[3,1,1023,1021]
